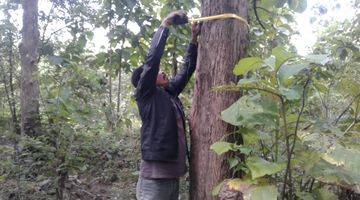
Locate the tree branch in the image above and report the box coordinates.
[214,85,282,98]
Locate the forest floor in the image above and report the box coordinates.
[0,131,189,200]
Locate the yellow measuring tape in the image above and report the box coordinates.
[189,13,250,28]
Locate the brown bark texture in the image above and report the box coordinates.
[19,0,41,136]
[190,1,249,199]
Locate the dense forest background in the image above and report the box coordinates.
[0,0,359,199]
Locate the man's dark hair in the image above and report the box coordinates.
[131,66,144,87]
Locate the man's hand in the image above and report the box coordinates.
[161,10,188,27]
[191,22,202,43]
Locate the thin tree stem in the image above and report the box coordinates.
[344,99,359,133]
[334,93,360,125]
[280,96,291,200]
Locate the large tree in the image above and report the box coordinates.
[190,1,249,199]
[19,0,41,136]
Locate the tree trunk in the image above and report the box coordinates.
[8,32,21,135]
[116,67,121,117]
[19,0,41,137]
[190,1,249,199]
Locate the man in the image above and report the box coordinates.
[131,11,201,200]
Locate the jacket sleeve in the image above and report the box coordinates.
[168,43,198,96]
[135,26,169,100]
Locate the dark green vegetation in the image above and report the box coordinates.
[0,0,359,199]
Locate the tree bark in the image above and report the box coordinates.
[19,0,42,136]
[190,1,249,199]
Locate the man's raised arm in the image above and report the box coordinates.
[135,11,189,100]
[169,22,201,96]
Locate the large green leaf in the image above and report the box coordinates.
[278,63,310,84]
[212,181,225,196]
[221,95,279,127]
[323,144,360,175]
[246,156,285,179]
[298,130,360,187]
[226,179,278,200]
[210,142,234,155]
[241,128,260,146]
[272,46,295,71]
[305,54,329,65]
[48,55,64,66]
[338,78,360,96]
[288,0,307,13]
[306,159,360,186]
[233,57,263,76]
[258,0,278,9]
[249,185,278,200]
[315,188,337,200]
[263,56,276,70]
[279,86,302,100]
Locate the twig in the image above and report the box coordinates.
[309,178,315,192]
[256,6,272,14]
[334,93,360,125]
[253,0,266,30]
[70,182,97,198]
[344,99,359,133]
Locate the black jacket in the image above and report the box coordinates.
[134,26,197,161]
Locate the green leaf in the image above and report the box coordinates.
[296,191,315,200]
[288,0,307,13]
[226,179,278,200]
[60,86,72,101]
[212,181,225,196]
[259,0,278,9]
[210,142,233,155]
[306,159,360,186]
[85,31,94,40]
[246,156,285,179]
[250,185,278,200]
[130,53,139,66]
[275,0,287,7]
[233,57,263,76]
[227,178,256,191]
[338,78,360,96]
[272,46,295,71]
[305,54,329,65]
[241,128,260,146]
[315,188,337,200]
[47,55,64,65]
[229,157,240,169]
[313,79,328,93]
[263,56,276,70]
[221,95,279,127]
[298,130,360,186]
[278,63,310,84]
[279,86,302,100]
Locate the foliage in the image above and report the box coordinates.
[0,0,196,198]
[0,0,359,199]
[211,1,360,197]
